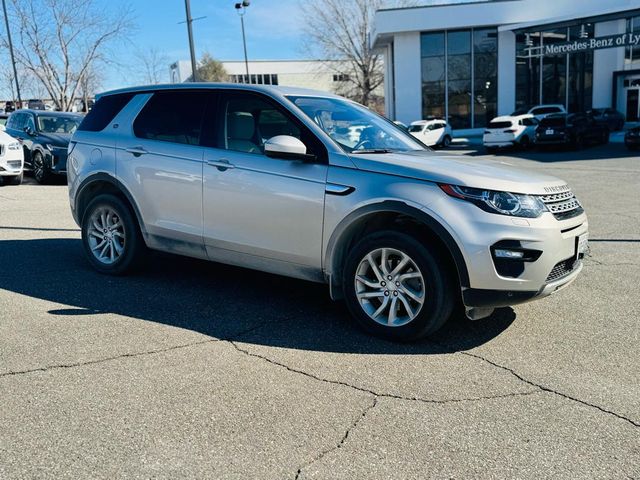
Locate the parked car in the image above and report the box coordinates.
[528,104,567,121]
[5,101,17,113]
[0,113,8,128]
[408,118,452,147]
[27,99,46,110]
[535,113,609,149]
[4,110,82,183]
[624,125,640,150]
[483,114,539,151]
[0,129,24,185]
[588,108,625,131]
[68,84,588,342]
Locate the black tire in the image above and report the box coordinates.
[441,135,452,148]
[601,130,609,145]
[573,135,584,150]
[519,135,530,149]
[81,194,145,275]
[3,172,23,185]
[32,151,51,184]
[485,146,497,154]
[342,231,455,342]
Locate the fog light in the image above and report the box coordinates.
[494,249,525,259]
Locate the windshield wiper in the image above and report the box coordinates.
[351,148,394,154]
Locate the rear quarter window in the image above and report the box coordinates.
[77,93,135,132]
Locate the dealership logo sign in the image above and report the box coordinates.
[525,33,640,57]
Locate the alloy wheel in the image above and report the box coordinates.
[33,153,45,182]
[354,247,426,327]
[87,206,126,265]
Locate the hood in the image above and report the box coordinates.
[0,130,19,144]
[38,132,72,147]
[348,150,566,195]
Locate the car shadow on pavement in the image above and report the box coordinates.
[0,238,516,355]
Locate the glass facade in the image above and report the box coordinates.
[515,24,593,113]
[420,28,497,129]
[625,16,640,65]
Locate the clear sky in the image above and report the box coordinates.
[103,0,307,90]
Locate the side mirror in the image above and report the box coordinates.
[264,135,316,162]
[23,126,35,136]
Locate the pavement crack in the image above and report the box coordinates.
[459,351,640,428]
[227,341,539,405]
[0,338,218,379]
[294,396,378,480]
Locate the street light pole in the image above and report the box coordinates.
[184,0,198,82]
[2,0,22,106]
[235,1,250,83]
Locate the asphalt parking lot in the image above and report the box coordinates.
[1,144,638,479]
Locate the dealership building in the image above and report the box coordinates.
[373,0,640,132]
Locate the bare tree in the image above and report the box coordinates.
[135,46,169,85]
[3,0,132,111]
[302,0,415,109]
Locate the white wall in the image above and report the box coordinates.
[592,20,627,108]
[392,32,422,124]
[497,30,516,116]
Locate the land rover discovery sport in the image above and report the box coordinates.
[68,84,588,341]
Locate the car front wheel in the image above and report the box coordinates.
[81,194,145,275]
[343,231,455,341]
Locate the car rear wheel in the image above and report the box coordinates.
[519,135,530,149]
[81,194,145,275]
[342,231,455,342]
[32,151,51,184]
[441,135,452,148]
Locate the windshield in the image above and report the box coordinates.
[36,115,81,134]
[407,124,424,133]
[540,116,566,127]
[286,95,425,153]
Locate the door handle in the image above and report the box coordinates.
[125,146,147,157]
[206,159,235,171]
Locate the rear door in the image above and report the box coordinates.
[115,90,209,257]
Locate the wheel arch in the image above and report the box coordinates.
[75,173,146,235]
[325,201,470,299]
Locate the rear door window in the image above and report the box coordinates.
[134,90,208,145]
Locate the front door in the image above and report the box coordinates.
[201,90,328,275]
[626,89,639,122]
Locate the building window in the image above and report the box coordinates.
[332,74,350,82]
[516,24,593,113]
[626,17,640,64]
[420,28,497,129]
[229,74,279,85]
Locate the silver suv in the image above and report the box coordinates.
[68,84,588,341]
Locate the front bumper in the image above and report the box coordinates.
[426,194,588,308]
[46,149,68,175]
[0,149,24,177]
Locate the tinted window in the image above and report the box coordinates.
[25,115,36,131]
[521,117,538,126]
[220,92,327,162]
[540,116,566,127]
[488,121,513,129]
[78,93,134,132]
[408,125,424,132]
[134,91,208,145]
[533,107,562,115]
[8,113,23,130]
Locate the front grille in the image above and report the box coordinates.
[539,187,583,220]
[546,258,578,282]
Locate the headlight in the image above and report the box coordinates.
[7,142,20,150]
[439,184,547,218]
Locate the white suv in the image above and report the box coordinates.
[408,119,452,148]
[67,85,588,341]
[0,129,24,185]
[483,114,539,151]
